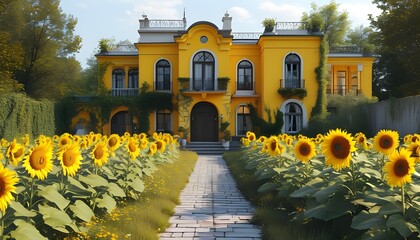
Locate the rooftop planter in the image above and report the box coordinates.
[262,18,276,33]
[277,88,307,99]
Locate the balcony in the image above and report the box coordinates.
[327,85,360,96]
[280,79,305,89]
[111,88,139,97]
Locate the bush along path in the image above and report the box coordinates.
[160,155,261,239]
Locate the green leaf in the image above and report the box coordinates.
[128,177,145,193]
[67,176,96,195]
[38,185,70,210]
[290,185,318,198]
[378,202,401,215]
[386,214,413,237]
[351,210,386,230]
[69,200,95,222]
[9,201,36,217]
[257,182,279,193]
[79,174,109,187]
[108,182,126,197]
[38,204,72,233]
[96,194,116,213]
[10,221,48,240]
[305,193,356,221]
[314,185,342,203]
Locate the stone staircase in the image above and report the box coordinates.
[186,142,227,155]
[185,140,242,155]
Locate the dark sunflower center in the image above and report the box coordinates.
[0,178,4,196]
[156,141,163,150]
[393,159,409,177]
[13,148,23,158]
[270,140,277,151]
[30,150,46,170]
[331,136,350,159]
[357,136,365,143]
[379,135,393,149]
[299,143,311,156]
[94,147,104,159]
[249,135,255,141]
[129,142,137,152]
[109,137,117,147]
[63,150,75,167]
[412,136,418,142]
[61,139,68,146]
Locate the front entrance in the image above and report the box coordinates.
[111,111,129,135]
[190,102,218,142]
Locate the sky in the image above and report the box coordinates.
[60,0,381,68]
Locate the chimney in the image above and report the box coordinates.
[222,11,232,30]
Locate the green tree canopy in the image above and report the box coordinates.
[370,0,420,99]
[1,0,82,100]
[301,2,351,48]
[345,25,375,54]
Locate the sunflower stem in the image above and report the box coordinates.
[29,177,35,209]
[380,154,385,181]
[350,160,357,196]
[401,185,406,216]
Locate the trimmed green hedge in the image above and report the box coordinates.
[0,94,55,140]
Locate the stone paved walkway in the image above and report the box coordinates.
[160,155,261,240]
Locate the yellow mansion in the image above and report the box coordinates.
[93,13,374,142]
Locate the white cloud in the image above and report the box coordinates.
[229,7,251,21]
[340,3,381,27]
[259,1,305,21]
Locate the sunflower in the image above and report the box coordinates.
[6,139,25,166]
[155,139,166,153]
[258,136,267,143]
[126,137,140,160]
[22,142,53,180]
[246,132,256,142]
[148,142,157,156]
[321,129,356,171]
[139,139,149,150]
[241,138,250,146]
[139,133,147,140]
[294,138,316,163]
[80,136,91,149]
[412,134,420,143]
[354,132,369,150]
[92,141,109,167]
[384,148,415,188]
[22,134,30,146]
[264,136,284,156]
[1,139,9,148]
[58,133,73,150]
[57,142,82,176]
[0,164,19,213]
[407,141,420,163]
[373,130,399,155]
[107,134,121,156]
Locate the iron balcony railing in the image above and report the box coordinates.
[111,88,139,97]
[280,79,305,89]
[326,85,360,95]
[179,78,228,91]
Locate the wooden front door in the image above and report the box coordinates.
[190,102,218,142]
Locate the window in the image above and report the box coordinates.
[193,51,214,91]
[284,103,302,133]
[156,110,171,132]
[112,69,124,89]
[237,60,253,91]
[156,60,171,91]
[284,54,301,88]
[337,71,346,95]
[237,105,253,136]
[128,69,138,89]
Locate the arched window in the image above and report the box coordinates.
[237,60,253,91]
[112,69,124,96]
[128,69,138,96]
[193,51,214,91]
[284,54,301,88]
[156,60,171,91]
[237,105,253,136]
[284,102,302,133]
[156,109,172,132]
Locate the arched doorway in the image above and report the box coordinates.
[111,111,129,135]
[190,102,218,142]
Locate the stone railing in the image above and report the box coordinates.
[139,18,186,29]
[232,32,262,39]
[275,22,308,30]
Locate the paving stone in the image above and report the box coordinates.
[159,155,261,239]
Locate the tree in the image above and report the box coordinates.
[0,0,24,93]
[301,2,351,48]
[2,0,82,99]
[370,0,420,99]
[345,25,376,54]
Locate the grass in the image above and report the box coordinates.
[223,151,333,240]
[81,150,198,240]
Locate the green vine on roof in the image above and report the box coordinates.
[311,35,329,120]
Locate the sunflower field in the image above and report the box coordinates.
[239,130,420,239]
[0,131,179,239]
